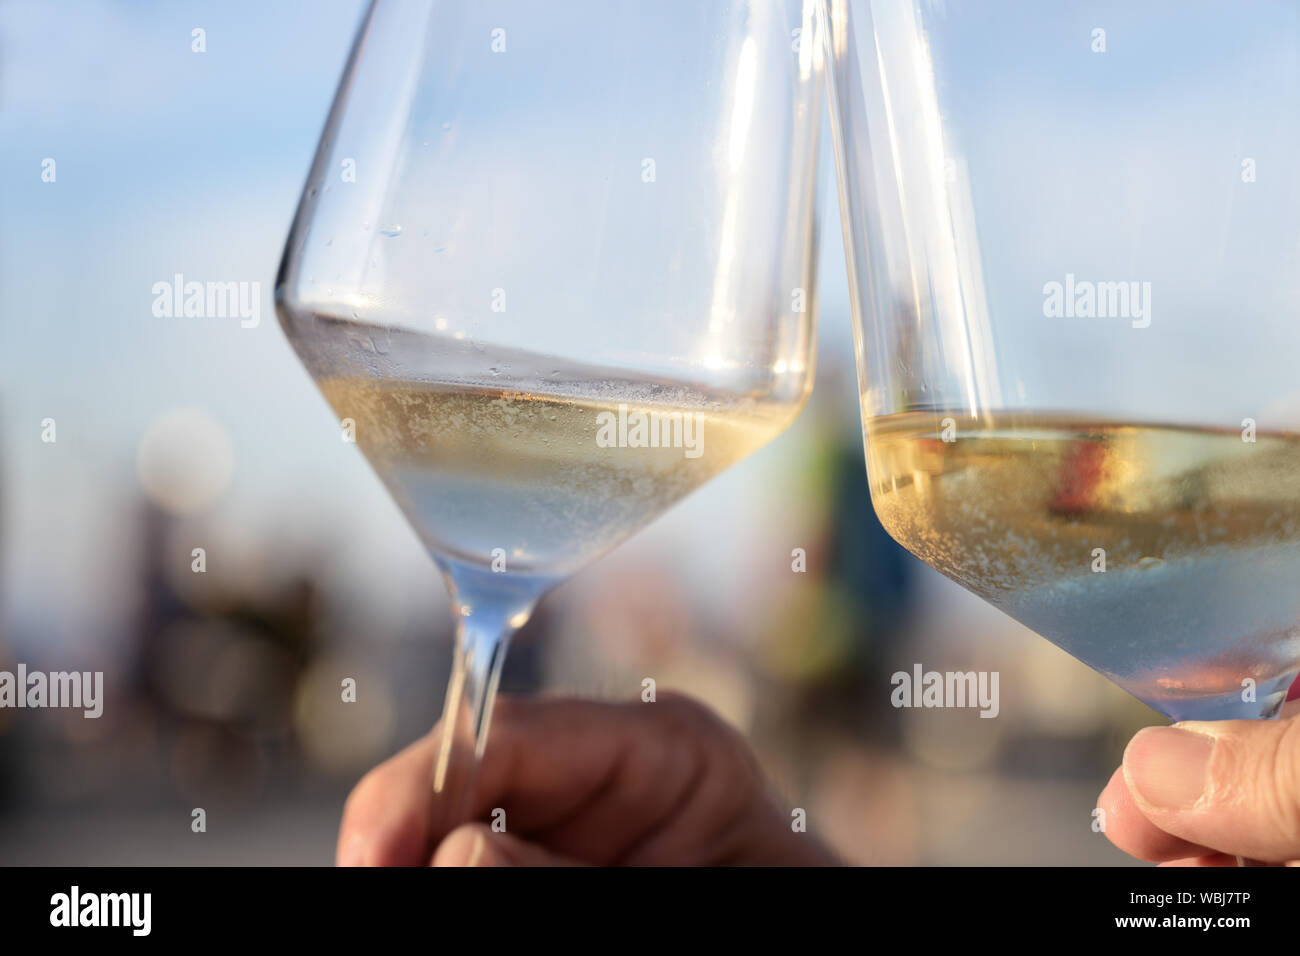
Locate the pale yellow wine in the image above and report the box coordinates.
[318,377,796,577]
[866,411,1300,719]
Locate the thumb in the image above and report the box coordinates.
[430,824,584,867]
[1122,717,1300,862]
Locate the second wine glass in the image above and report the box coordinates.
[825,0,1300,722]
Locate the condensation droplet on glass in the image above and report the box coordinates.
[379,224,403,237]
[441,121,452,131]
[324,238,333,247]
[1138,556,1164,570]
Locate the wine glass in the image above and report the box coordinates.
[277,0,824,828]
[825,0,1300,722]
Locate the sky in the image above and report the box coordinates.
[0,0,856,654]
[7,0,1294,661]
[835,0,1300,425]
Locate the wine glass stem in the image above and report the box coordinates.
[428,559,551,836]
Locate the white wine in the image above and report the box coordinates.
[866,411,1300,720]
[285,313,801,579]
[317,377,793,576]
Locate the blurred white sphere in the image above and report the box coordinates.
[136,407,234,515]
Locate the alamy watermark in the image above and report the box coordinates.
[595,404,704,459]
[151,273,261,328]
[0,665,103,718]
[50,886,150,936]
[891,663,999,718]
[1042,273,1151,328]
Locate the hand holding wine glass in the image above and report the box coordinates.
[1097,695,1300,865]
[337,693,837,867]
[279,0,824,835]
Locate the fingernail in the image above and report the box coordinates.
[466,831,488,867]
[338,833,367,867]
[1124,726,1214,809]
[433,827,510,867]
[466,831,513,866]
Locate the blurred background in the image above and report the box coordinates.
[0,0,1158,864]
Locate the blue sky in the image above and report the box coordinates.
[0,0,854,653]
[12,0,1292,660]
